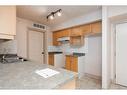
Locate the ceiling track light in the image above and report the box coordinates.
[47,9,62,21]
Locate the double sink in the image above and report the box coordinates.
[0,54,27,63]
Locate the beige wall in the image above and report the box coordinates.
[85,35,102,77]
[16,18,49,61]
[46,27,53,46]
[16,18,30,58]
[50,9,102,31]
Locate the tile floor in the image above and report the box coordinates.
[76,76,102,89]
[76,75,127,89]
[110,83,127,89]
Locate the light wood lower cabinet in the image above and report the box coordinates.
[65,56,71,70]
[65,56,78,72]
[71,56,78,72]
[48,53,54,66]
[65,55,85,78]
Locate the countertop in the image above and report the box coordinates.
[48,52,85,57]
[48,52,63,54]
[65,53,85,57]
[0,61,77,89]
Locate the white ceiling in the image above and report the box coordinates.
[17,6,101,26]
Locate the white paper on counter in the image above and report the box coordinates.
[35,68,60,78]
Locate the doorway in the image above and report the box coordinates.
[115,23,127,86]
[27,29,44,64]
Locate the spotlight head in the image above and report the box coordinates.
[57,11,62,16]
[49,15,54,20]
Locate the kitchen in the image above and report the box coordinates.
[0,6,102,89]
[48,21,102,79]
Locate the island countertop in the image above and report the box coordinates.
[0,61,77,89]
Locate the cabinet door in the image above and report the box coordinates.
[71,57,78,72]
[57,29,71,38]
[0,6,16,35]
[53,32,57,45]
[71,26,83,36]
[56,31,62,38]
[48,54,54,66]
[65,56,71,70]
[81,24,91,35]
[70,36,84,46]
[91,21,102,33]
[61,29,71,37]
[53,32,59,46]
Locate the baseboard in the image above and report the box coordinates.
[110,79,116,84]
[84,73,102,80]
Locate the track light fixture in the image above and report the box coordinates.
[47,9,62,20]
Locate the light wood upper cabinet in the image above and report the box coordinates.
[52,21,102,46]
[60,29,71,37]
[56,29,71,38]
[0,6,16,36]
[71,26,83,36]
[53,32,59,46]
[53,29,71,46]
[91,21,102,34]
[70,36,84,46]
[70,21,102,36]
[70,26,86,46]
[81,24,91,35]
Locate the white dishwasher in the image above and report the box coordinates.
[54,54,65,68]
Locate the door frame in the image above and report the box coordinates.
[27,28,46,64]
[111,21,127,84]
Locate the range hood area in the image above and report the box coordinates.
[57,37,70,42]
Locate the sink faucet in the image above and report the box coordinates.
[1,55,6,63]
[1,48,8,63]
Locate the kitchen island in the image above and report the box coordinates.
[0,61,77,89]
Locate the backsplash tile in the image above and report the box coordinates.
[48,37,88,53]
[48,46,62,52]
[0,40,17,54]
